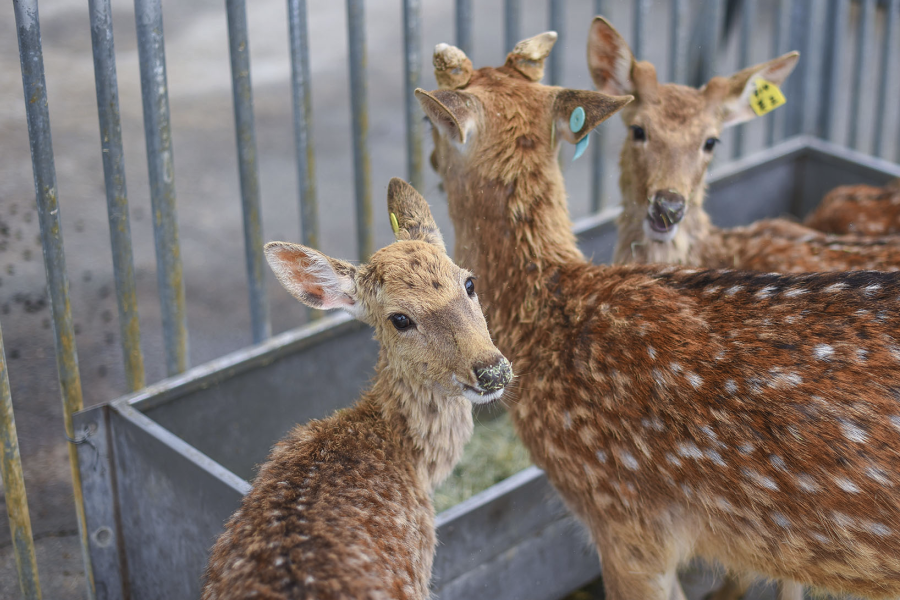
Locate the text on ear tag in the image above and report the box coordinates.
[390,212,400,235]
[750,78,786,116]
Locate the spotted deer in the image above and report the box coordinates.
[804,179,900,236]
[589,17,900,275]
[201,178,512,600]
[419,34,900,600]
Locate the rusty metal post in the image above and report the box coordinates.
[347,0,373,261]
[13,0,95,596]
[0,321,41,600]
[403,0,424,191]
[134,0,190,375]
[590,0,607,213]
[226,0,271,344]
[88,0,146,392]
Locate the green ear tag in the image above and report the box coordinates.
[573,134,590,161]
[569,106,586,133]
[390,212,400,235]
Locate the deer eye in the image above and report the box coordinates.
[389,314,414,331]
[703,137,719,153]
[631,125,646,142]
[465,277,476,297]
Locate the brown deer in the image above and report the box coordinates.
[201,178,512,600]
[804,179,900,236]
[419,34,900,600]
[588,17,900,275]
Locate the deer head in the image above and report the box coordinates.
[588,16,799,244]
[419,34,632,251]
[265,178,511,404]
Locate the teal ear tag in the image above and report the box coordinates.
[573,134,590,161]
[569,106,586,133]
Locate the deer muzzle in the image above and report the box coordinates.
[645,190,686,240]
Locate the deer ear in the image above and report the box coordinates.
[553,89,633,145]
[433,43,473,89]
[264,242,362,318]
[415,88,478,144]
[386,178,446,252]
[587,16,636,96]
[505,31,557,81]
[712,51,800,128]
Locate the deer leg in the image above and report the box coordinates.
[594,524,682,600]
[777,581,804,600]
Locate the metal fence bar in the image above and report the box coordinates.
[732,0,754,159]
[817,0,846,141]
[346,0,373,261]
[699,0,723,84]
[783,0,808,139]
[456,0,473,56]
[505,0,520,54]
[12,1,95,597]
[403,0,423,190]
[849,0,875,150]
[874,0,898,157]
[632,0,648,60]
[88,0,146,391]
[134,0,189,375]
[287,0,319,251]
[668,0,687,83]
[548,0,565,86]
[590,0,607,212]
[0,323,40,600]
[766,0,791,146]
[226,0,271,344]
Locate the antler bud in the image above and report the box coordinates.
[433,43,473,89]
[505,31,558,82]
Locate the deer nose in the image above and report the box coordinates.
[651,190,686,225]
[473,356,512,391]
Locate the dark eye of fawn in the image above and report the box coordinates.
[465,277,476,297]
[390,314,413,331]
[631,125,646,142]
[703,137,719,152]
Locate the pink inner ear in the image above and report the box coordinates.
[270,246,326,302]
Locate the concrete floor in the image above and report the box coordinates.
[0,0,894,597]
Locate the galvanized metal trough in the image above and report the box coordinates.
[74,136,900,600]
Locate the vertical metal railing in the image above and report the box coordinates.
[346,0,373,261]
[590,0,607,212]
[848,0,875,150]
[818,0,847,142]
[13,1,96,597]
[134,0,190,376]
[403,0,424,190]
[766,0,792,146]
[456,0,473,56]
[505,0,521,54]
[548,0,565,86]
[287,0,319,252]
[731,0,754,159]
[88,0,146,392]
[632,0,648,60]
[668,0,688,83]
[226,0,271,344]
[784,0,809,139]
[873,0,898,158]
[0,322,40,600]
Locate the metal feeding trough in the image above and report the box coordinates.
[74,136,900,600]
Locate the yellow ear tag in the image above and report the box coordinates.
[390,212,400,235]
[750,78,786,116]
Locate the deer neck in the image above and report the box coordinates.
[615,163,714,266]
[443,151,585,348]
[369,356,473,493]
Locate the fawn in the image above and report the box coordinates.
[589,17,900,274]
[804,179,900,236]
[201,179,512,600]
[419,34,900,600]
